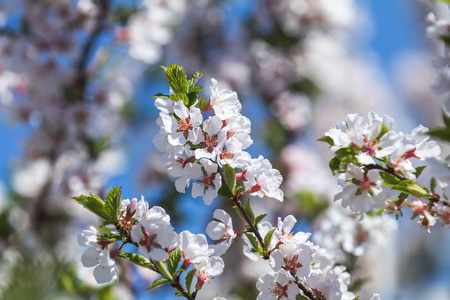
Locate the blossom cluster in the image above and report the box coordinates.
[78,194,226,292]
[241,214,380,300]
[320,112,450,229]
[153,65,284,205]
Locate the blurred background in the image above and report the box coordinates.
[0,0,449,299]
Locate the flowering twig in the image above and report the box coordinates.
[230,194,265,249]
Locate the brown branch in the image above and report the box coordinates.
[230,194,265,248]
[291,272,315,300]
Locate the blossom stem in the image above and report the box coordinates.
[290,271,315,300]
[231,195,265,249]
[152,260,195,300]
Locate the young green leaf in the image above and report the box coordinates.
[431,177,437,194]
[185,269,196,294]
[167,249,182,275]
[187,71,204,90]
[379,171,401,187]
[218,184,235,198]
[263,228,276,252]
[165,63,188,95]
[118,253,153,268]
[329,157,341,175]
[254,214,267,225]
[244,200,255,224]
[169,93,190,106]
[244,233,262,253]
[232,205,245,220]
[391,180,431,198]
[150,92,170,99]
[414,166,426,178]
[317,135,334,147]
[222,165,237,193]
[105,187,122,223]
[73,193,109,221]
[146,278,170,290]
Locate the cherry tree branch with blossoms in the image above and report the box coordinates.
[74,63,384,300]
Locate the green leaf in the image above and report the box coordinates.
[254,214,267,225]
[169,93,190,106]
[165,63,188,95]
[73,193,109,221]
[317,135,334,147]
[150,93,171,99]
[427,127,450,143]
[197,95,207,110]
[146,278,170,290]
[167,249,182,275]
[218,184,235,198]
[391,180,431,198]
[414,166,426,178]
[244,233,262,253]
[376,124,389,140]
[263,229,276,252]
[187,71,204,90]
[244,200,255,224]
[97,233,122,242]
[329,157,341,175]
[185,269,196,294]
[222,165,237,193]
[187,86,203,107]
[105,187,122,223]
[443,109,450,129]
[431,177,437,194]
[232,205,245,220]
[118,253,153,268]
[379,171,401,187]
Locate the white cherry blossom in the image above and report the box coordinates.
[206,209,236,256]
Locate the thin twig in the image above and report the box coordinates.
[230,194,265,248]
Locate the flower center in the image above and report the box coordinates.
[204,134,219,152]
[139,228,160,252]
[177,117,193,133]
[283,255,303,272]
[270,282,289,297]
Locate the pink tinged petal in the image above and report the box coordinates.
[81,247,100,267]
[93,265,118,284]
